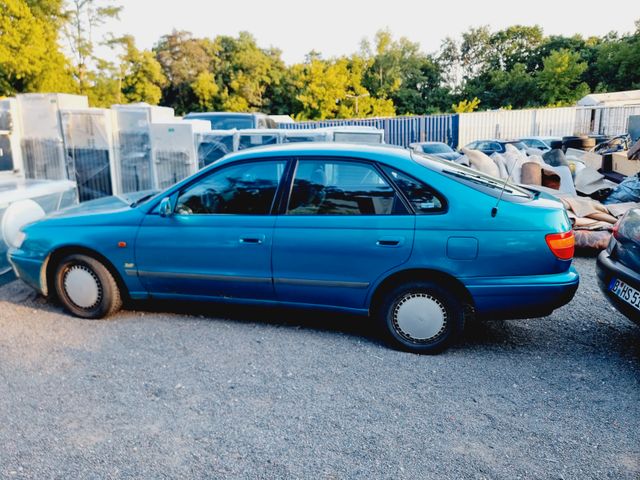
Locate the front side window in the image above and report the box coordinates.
[175,160,285,215]
[382,167,444,213]
[287,160,404,215]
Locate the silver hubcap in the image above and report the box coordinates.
[393,293,447,342]
[64,265,102,309]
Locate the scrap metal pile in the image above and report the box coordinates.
[456,134,640,251]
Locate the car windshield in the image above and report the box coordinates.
[189,114,254,130]
[422,144,453,154]
[411,151,532,199]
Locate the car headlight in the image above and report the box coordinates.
[1,199,45,249]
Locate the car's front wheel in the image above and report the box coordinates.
[54,254,122,319]
[378,281,464,354]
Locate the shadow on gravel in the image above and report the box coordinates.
[129,297,385,344]
[2,277,639,358]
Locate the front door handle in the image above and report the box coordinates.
[376,237,404,247]
[239,235,265,245]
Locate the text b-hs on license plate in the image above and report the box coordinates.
[610,278,640,311]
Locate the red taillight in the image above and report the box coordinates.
[612,222,620,240]
[546,231,575,260]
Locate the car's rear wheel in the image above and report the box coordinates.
[377,281,464,354]
[54,254,122,319]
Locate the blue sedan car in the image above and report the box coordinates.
[8,144,579,353]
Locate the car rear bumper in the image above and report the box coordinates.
[8,251,46,295]
[596,250,640,325]
[464,266,579,320]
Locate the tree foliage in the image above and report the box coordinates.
[0,0,75,95]
[536,49,589,105]
[1,9,640,118]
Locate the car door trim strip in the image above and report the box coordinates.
[132,270,272,284]
[274,278,369,289]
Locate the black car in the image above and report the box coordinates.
[465,139,527,156]
[184,112,277,130]
[597,209,640,325]
[409,142,461,161]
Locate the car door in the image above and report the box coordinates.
[272,157,415,310]
[134,159,288,300]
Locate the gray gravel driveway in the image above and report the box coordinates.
[0,257,638,479]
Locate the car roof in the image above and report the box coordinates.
[212,142,411,166]
[411,141,448,146]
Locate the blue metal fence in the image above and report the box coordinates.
[279,114,459,148]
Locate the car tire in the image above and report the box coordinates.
[377,281,464,354]
[54,254,122,319]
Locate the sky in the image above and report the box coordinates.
[105,0,639,63]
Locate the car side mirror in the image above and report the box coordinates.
[159,197,173,217]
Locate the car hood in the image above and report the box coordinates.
[50,190,158,218]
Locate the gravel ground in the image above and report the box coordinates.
[0,257,638,479]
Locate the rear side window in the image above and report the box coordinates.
[287,160,406,215]
[382,167,444,213]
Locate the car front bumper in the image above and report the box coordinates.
[465,266,580,320]
[596,250,640,326]
[8,250,47,295]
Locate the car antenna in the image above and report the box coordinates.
[491,156,517,218]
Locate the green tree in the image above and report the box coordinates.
[452,97,480,113]
[214,32,285,113]
[119,35,166,105]
[288,54,393,120]
[191,70,218,110]
[537,49,590,105]
[0,0,75,95]
[62,0,122,93]
[487,25,544,71]
[593,21,640,91]
[360,30,450,115]
[154,30,217,114]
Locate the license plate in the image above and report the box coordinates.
[610,278,640,311]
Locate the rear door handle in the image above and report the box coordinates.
[239,235,265,245]
[376,237,404,247]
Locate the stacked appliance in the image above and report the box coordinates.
[322,126,385,144]
[236,129,281,151]
[17,94,89,181]
[112,104,174,193]
[60,108,118,202]
[151,120,210,189]
[196,130,237,169]
[280,129,330,143]
[0,98,23,176]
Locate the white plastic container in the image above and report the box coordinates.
[17,93,89,181]
[236,129,281,151]
[322,126,385,144]
[280,129,330,144]
[112,104,175,192]
[151,120,210,189]
[60,108,118,201]
[196,130,237,168]
[0,98,23,177]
